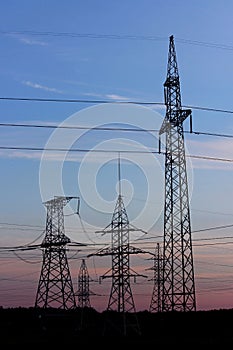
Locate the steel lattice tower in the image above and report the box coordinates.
[159,35,196,312]
[90,156,146,335]
[35,196,77,309]
[149,243,163,313]
[77,259,91,308]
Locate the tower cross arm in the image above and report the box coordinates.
[179,108,192,125]
[88,244,149,257]
[127,245,148,255]
[159,108,192,136]
[87,245,111,257]
[159,117,169,135]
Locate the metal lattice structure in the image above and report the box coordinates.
[90,156,146,335]
[97,195,144,312]
[159,35,196,312]
[149,243,163,313]
[77,259,91,308]
[35,196,77,309]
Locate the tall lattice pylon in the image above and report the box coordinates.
[89,155,146,335]
[77,259,91,308]
[159,35,196,312]
[149,243,163,313]
[35,196,77,309]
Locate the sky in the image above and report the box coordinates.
[1,0,233,312]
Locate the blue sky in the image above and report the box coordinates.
[1,0,233,311]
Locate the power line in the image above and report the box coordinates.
[193,241,233,247]
[184,104,233,114]
[186,154,233,163]
[176,37,233,51]
[193,223,233,233]
[0,236,233,254]
[1,96,233,115]
[0,122,159,132]
[191,131,233,139]
[0,145,162,154]
[3,30,233,52]
[136,224,233,243]
[1,122,233,140]
[0,222,43,228]
[1,30,167,41]
[2,232,233,252]
[0,145,233,164]
[0,96,148,104]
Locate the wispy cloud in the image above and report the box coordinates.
[186,138,233,170]
[105,94,130,101]
[0,149,138,164]
[146,104,166,112]
[19,37,48,46]
[7,33,48,46]
[82,92,132,101]
[0,118,232,172]
[82,92,165,109]
[0,150,83,162]
[22,80,63,94]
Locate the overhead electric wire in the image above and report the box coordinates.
[2,30,233,307]
[192,223,233,233]
[0,122,160,132]
[0,145,162,154]
[0,222,43,228]
[0,226,42,232]
[12,251,41,264]
[2,233,233,253]
[2,30,233,52]
[1,96,233,115]
[186,155,233,163]
[1,122,233,140]
[0,144,232,164]
[193,241,233,247]
[0,96,152,104]
[190,131,233,139]
[3,217,233,252]
[0,30,168,41]
[0,244,42,251]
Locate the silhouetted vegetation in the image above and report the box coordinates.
[1,306,233,345]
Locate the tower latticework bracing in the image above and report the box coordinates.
[90,156,146,335]
[77,259,91,308]
[35,196,77,309]
[159,35,196,312]
[149,243,163,313]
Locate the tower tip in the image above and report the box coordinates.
[118,152,121,196]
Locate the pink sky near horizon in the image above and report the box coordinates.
[1,246,233,312]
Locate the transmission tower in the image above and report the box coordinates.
[35,196,77,309]
[77,259,91,308]
[159,35,196,312]
[89,155,147,335]
[149,243,163,313]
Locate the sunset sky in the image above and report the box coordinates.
[1,0,233,312]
